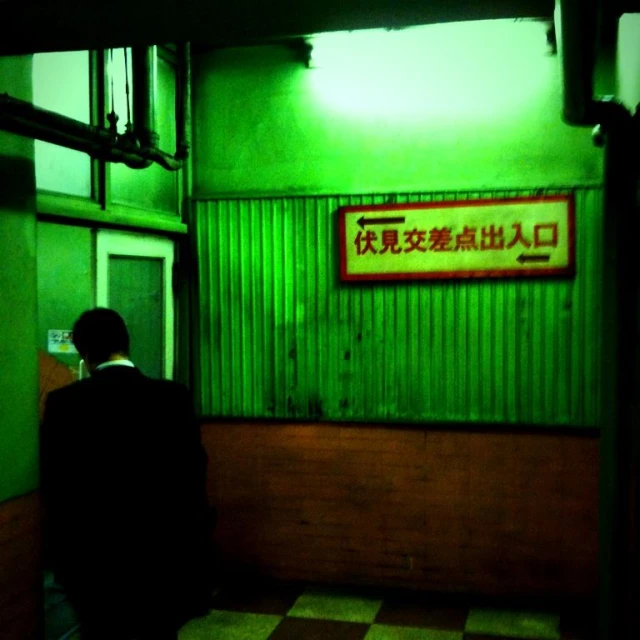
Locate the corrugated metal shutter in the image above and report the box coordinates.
[192,187,603,426]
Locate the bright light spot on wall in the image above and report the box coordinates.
[307,19,554,121]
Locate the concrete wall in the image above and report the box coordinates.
[193,20,603,198]
[0,55,41,639]
[36,222,94,373]
[0,55,39,504]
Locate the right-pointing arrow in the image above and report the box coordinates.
[517,254,551,264]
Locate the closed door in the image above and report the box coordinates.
[96,229,175,380]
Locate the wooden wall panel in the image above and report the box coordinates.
[202,422,599,599]
[38,349,75,422]
[0,492,42,639]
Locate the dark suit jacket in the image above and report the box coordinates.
[40,365,213,615]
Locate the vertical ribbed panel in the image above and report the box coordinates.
[192,187,603,426]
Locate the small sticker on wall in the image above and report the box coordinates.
[47,330,78,354]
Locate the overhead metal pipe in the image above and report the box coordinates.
[0,43,192,171]
[132,45,159,151]
[0,93,183,169]
[556,0,601,124]
[0,93,147,167]
[175,42,191,161]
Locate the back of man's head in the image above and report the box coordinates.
[72,308,130,365]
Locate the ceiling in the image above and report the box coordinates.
[2,0,636,57]
[1,0,560,55]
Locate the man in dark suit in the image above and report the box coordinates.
[41,308,214,640]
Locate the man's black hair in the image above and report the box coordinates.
[72,308,130,364]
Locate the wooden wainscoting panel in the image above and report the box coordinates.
[0,492,42,639]
[202,422,599,598]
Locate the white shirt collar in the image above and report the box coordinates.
[95,359,135,371]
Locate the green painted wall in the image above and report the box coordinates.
[0,56,39,504]
[37,222,94,372]
[193,19,603,197]
[190,19,607,425]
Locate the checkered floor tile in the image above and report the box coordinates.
[46,579,596,639]
[465,608,560,639]
[174,581,596,640]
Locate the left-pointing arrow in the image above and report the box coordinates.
[357,216,406,229]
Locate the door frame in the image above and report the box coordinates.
[96,229,175,379]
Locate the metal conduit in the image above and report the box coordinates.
[175,42,191,161]
[557,0,635,126]
[557,0,600,124]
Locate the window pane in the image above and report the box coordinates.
[33,51,92,197]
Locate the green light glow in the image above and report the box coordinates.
[617,14,640,111]
[308,20,553,121]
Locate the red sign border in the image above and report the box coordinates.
[338,195,576,281]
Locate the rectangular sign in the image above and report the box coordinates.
[339,195,575,281]
[47,329,78,354]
